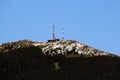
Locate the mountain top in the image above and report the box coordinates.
[0,40,120,80]
[0,39,118,57]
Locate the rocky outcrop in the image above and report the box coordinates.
[0,40,117,57]
[33,40,116,57]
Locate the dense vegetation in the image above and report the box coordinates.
[0,46,120,80]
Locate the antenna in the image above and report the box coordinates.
[52,24,56,40]
[62,27,64,40]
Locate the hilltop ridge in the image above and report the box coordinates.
[0,39,120,80]
[0,39,118,57]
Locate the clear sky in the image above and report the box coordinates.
[0,0,120,55]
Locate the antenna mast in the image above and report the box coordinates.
[62,27,64,40]
[52,24,56,40]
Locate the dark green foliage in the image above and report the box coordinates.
[0,46,120,80]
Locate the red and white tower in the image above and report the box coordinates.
[48,24,60,42]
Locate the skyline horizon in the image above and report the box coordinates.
[1,0,120,55]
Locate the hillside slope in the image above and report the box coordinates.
[0,40,120,80]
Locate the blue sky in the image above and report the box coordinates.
[0,0,120,55]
